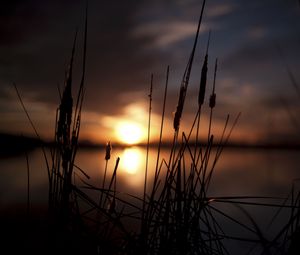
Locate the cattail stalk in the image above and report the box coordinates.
[171,0,206,176]
[99,141,111,207]
[58,31,77,221]
[142,74,153,238]
[25,151,30,217]
[194,31,210,161]
[173,0,207,133]
[155,66,169,175]
[208,58,218,141]
[145,67,169,245]
[104,157,120,212]
[73,2,88,131]
[198,31,210,107]
[68,4,88,215]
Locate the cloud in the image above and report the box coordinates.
[206,2,236,18]
[0,0,164,113]
[247,26,267,40]
[133,21,210,48]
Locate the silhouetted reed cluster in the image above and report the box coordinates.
[13,0,300,254]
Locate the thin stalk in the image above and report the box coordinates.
[99,160,109,208]
[13,83,50,180]
[73,1,88,130]
[155,66,169,177]
[167,131,178,171]
[102,157,120,212]
[99,141,111,208]
[204,115,230,191]
[173,0,206,134]
[208,58,218,142]
[172,131,180,168]
[68,5,88,193]
[142,74,153,237]
[25,151,30,217]
[57,83,62,100]
[172,109,200,169]
[194,30,210,162]
[145,67,169,238]
[194,106,202,164]
[103,160,108,190]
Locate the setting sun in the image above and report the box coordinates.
[115,121,145,145]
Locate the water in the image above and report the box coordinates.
[1,146,299,253]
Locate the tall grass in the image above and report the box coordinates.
[13,0,300,254]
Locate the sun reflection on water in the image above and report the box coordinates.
[115,146,149,190]
[120,147,144,175]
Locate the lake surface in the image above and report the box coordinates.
[1,146,299,254]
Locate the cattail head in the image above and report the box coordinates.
[198,54,208,106]
[209,58,218,109]
[105,141,112,160]
[198,31,210,107]
[56,32,77,143]
[209,93,216,108]
[173,86,186,131]
[57,81,73,144]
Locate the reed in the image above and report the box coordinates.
[25,150,30,217]
[194,30,210,165]
[13,0,300,254]
[99,141,111,208]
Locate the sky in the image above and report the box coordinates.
[0,0,299,145]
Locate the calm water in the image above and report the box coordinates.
[1,146,299,253]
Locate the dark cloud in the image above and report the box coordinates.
[0,0,165,113]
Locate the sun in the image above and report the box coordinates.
[115,121,145,145]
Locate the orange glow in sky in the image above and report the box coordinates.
[115,121,145,145]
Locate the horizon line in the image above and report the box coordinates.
[1,132,300,152]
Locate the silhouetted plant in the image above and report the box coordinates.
[13,1,300,254]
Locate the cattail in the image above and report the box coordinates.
[209,58,218,109]
[198,31,210,107]
[173,0,207,132]
[209,92,216,109]
[57,31,77,143]
[99,141,112,208]
[173,86,186,131]
[57,81,73,142]
[198,55,208,106]
[105,141,112,160]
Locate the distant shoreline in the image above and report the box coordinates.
[1,132,300,158]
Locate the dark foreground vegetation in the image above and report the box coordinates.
[4,1,300,254]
